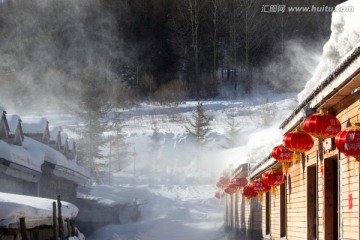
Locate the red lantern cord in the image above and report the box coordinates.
[272,144,293,173]
[303,110,341,141]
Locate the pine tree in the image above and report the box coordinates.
[186,102,212,146]
[74,66,112,183]
[110,112,132,172]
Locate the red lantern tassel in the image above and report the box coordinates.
[282,162,291,173]
[257,192,264,202]
[292,152,300,165]
[271,186,278,196]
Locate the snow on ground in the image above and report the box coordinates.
[79,96,297,240]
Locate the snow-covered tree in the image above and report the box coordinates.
[186,102,212,146]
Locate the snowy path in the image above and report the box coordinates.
[87,182,228,240]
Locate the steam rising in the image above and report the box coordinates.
[0,0,123,113]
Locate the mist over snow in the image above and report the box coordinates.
[298,0,360,102]
[1,0,358,239]
[71,96,296,240]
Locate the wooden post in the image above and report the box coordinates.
[69,219,76,237]
[52,201,58,240]
[57,195,64,240]
[66,219,70,238]
[19,217,28,240]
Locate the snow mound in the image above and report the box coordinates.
[298,0,360,102]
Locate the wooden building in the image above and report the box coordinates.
[225,46,360,239]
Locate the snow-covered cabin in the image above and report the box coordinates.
[0,106,10,140]
[6,114,24,146]
[21,117,50,145]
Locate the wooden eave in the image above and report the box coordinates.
[280,46,360,134]
[249,154,281,179]
[232,163,250,178]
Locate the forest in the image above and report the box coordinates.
[0,0,344,111]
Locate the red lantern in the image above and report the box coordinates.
[250,179,271,202]
[229,177,248,192]
[224,185,236,195]
[216,177,230,189]
[272,144,293,173]
[214,191,224,199]
[303,110,341,141]
[283,130,314,163]
[240,185,257,204]
[335,123,360,172]
[262,169,286,195]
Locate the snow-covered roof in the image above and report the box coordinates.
[21,117,48,134]
[22,136,89,178]
[298,0,360,102]
[0,192,78,229]
[0,139,42,172]
[6,114,21,135]
[280,45,360,132]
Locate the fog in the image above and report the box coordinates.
[0,0,123,113]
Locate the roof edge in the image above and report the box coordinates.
[279,46,360,130]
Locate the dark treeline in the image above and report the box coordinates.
[0,0,344,111]
[103,0,344,100]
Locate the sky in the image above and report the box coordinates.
[0,1,359,239]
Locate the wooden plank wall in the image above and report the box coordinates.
[286,158,308,240]
[270,186,281,239]
[336,100,360,240]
